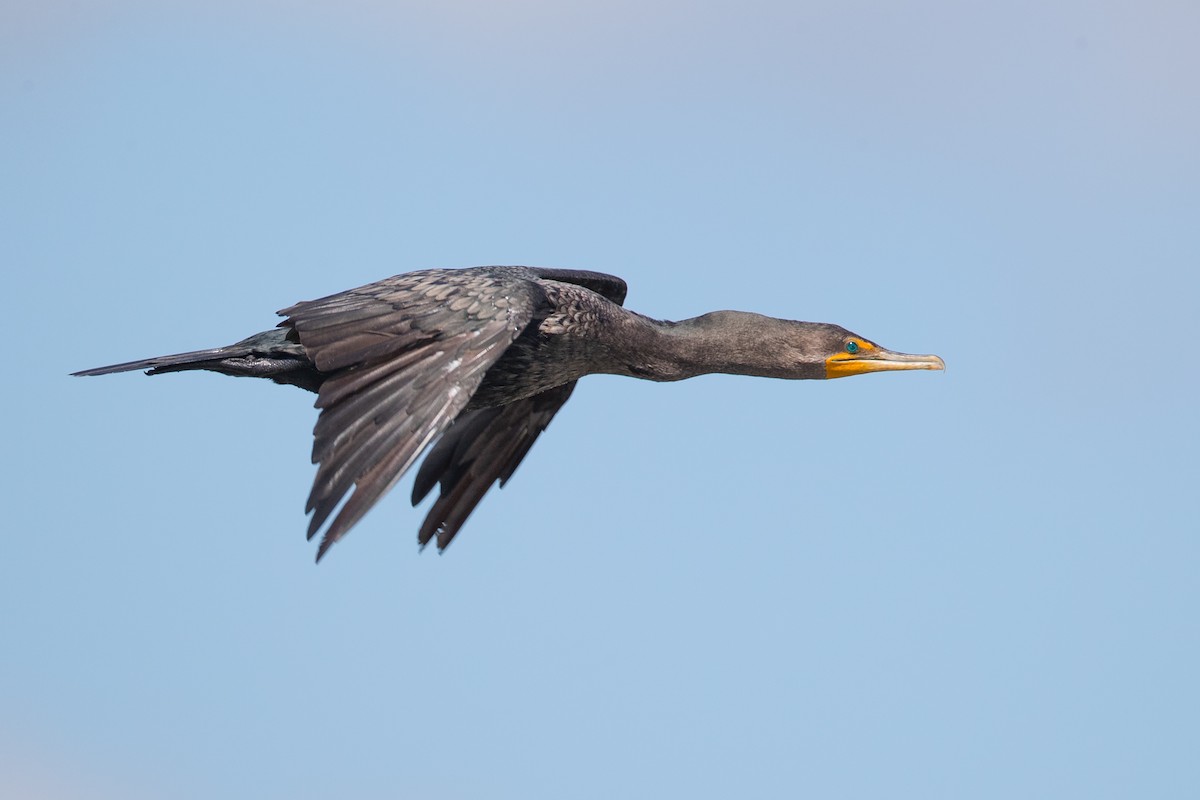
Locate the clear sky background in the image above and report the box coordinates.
[3,1,1197,798]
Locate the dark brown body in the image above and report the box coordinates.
[75,266,943,560]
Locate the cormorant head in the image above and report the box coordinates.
[816,323,945,379]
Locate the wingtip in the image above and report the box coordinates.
[315,534,334,562]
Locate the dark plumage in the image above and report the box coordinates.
[74,266,944,560]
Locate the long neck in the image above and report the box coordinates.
[610,310,824,381]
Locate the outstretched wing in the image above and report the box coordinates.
[411,382,576,550]
[410,268,628,550]
[280,268,543,560]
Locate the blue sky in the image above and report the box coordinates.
[3,2,1197,798]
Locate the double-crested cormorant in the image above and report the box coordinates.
[74,266,944,559]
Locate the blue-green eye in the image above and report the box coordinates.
[845,341,859,354]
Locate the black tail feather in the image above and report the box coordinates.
[72,329,323,391]
[72,347,243,377]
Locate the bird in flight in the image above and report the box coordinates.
[75,266,944,560]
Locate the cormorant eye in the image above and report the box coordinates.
[845,341,859,354]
